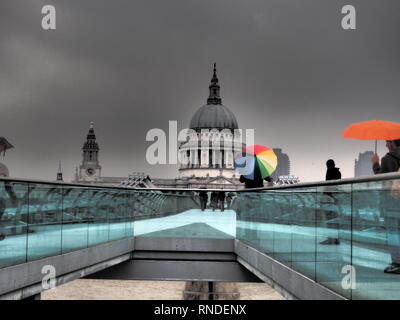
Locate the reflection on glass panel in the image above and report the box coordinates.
[125,192,134,237]
[236,193,260,251]
[235,192,280,258]
[88,189,110,246]
[61,187,89,253]
[272,192,292,267]
[27,184,63,261]
[352,180,400,300]
[245,194,262,252]
[316,184,352,299]
[0,182,29,268]
[291,188,316,280]
[256,193,275,255]
[109,192,127,241]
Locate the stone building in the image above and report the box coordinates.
[152,64,243,189]
[73,65,244,189]
[73,123,125,186]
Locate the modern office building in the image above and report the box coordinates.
[271,148,290,181]
[355,151,374,177]
[0,163,9,178]
[0,137,13,178]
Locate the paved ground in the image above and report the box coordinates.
[41,279,284,300]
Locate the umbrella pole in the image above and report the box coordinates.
[375,140,377,154]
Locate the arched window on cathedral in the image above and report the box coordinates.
[215,151,220,169]
[186,150,190,168]
[198,150,201,168]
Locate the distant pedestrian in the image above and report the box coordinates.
[218,192,225,212]
[199,190,208,211]
[226,192,235,209]
[211,191,219,211]
[320,159,342,245]
[372,139,400,274]
[325,159,341,181]
[239,175,272,189]
[238,152,275,188]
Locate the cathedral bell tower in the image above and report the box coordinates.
[78,122,101,182]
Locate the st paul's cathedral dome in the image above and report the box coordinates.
[189,64,238,131]
[178,64,243,186]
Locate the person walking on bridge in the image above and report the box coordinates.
[320,159,342,245]
[325,159,341,181]
[372,139,400,274]
[211,191,219,211]
[199,190,208,211]
[218,191,225,212]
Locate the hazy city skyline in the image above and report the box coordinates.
[1,0,399,182]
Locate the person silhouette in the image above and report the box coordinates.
[199,190,208,211]
[320,159,342,245]
[218,191,225,212]
[211,191,219,211]
[239,160,273,189]
[325,159,341,181]
[372,139,400,274]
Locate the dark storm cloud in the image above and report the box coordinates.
[0,0,399,181]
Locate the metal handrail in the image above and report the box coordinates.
[1,172,399,193]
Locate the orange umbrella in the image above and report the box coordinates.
[343,120,400,153]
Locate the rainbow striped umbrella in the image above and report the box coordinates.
[234,145,278,180]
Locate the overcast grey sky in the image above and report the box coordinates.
[0,0,399,182]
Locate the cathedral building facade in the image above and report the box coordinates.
[154,64,243,189]
[73,65,244,189]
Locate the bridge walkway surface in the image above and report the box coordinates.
[2,173,400,299]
